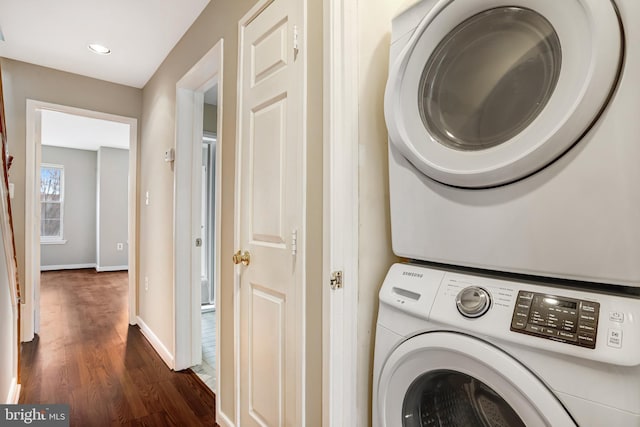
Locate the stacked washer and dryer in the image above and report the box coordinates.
[373,0,640,426]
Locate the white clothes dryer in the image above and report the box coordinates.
[373,263,640,427]
[384,0,640,286]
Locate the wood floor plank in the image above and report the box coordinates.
[19,269,217,426]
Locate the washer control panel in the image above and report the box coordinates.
[510,291,600,349]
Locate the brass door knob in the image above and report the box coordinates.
[233,250,251,266]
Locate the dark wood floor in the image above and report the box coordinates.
[19,269,217,426]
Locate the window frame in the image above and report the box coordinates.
[40,162,66,244]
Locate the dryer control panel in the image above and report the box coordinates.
[510,291,600,349]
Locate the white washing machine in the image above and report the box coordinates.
[373,263,640,427]
[384,0,640,286]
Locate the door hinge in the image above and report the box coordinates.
[293,25,300,57]
[330,271,343,290]
[291,229,298,256]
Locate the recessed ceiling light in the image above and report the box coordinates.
[88,43,111,55]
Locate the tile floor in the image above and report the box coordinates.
[192,309,216,392]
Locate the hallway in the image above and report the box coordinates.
[19,269,217,426]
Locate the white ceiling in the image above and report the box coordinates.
[41,110,130,151]
[0,0,210,88]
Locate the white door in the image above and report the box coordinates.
[236,0,304,425]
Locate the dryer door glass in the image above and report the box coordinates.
[419,7,561,151]
[402,369,525,427]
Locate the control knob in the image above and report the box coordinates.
[456,286,491,318]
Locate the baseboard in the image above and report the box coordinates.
[5,378,20,404]
[40,263,96,271]
[136,316,174,369]
[96,265,128,272]
[216,410,235,427]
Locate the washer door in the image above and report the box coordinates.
[376,332,577,426]
[385,0,622,188]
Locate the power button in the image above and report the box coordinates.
[609,311,624,323]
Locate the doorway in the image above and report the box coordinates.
[193,86,219,391]
[24,100,138,341]
[173,39,223,406]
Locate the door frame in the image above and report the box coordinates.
[172,39,224,400]
[24,100,138,340]
[322,0,359,425]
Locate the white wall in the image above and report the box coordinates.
[357,1,404,425]
[40,146,97,268]
[96,147,129,270]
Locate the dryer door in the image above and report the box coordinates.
[376,332,577,427]
[385,0,622,188]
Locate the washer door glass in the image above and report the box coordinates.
[402,369,525,427]
[419,8,561,151]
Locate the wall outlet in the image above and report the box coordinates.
[145,276,149,291]
[116,243,124,251]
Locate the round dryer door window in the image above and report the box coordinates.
[385,0,622,188]
[375,332,578,427]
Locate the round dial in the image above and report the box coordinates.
[456,286,491,318]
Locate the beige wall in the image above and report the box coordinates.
[305,0,324,422]
[357,1,403,425]
[139,2,253,421]
[138,0,323,424]
[0,58,142,298]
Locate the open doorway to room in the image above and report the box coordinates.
[24,101,138,342]
[39,110,130,274]
[192,84,219,391]
[173,40,223,404]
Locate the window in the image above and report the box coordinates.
[40,164,64,241]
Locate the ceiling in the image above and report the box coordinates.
[0,0,210,88]
[41,110,130,151]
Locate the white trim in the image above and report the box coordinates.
[323,0,360,426]
[25,100,139,340]
[216,411,235,427]
[299,1,309,425]
[5,379,20,404]
[39,240,67,245]
[137,316,174,369]
[233,17,243,425]
[96,265,128,272]
[40,263,96,271]
[213,59,226,426]
[173,40,224,376]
